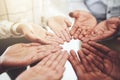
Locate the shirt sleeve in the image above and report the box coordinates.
[0,20,23,39]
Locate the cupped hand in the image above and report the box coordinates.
[47,16,72,42]
[69,10,97,40]
[17,23,63,45]
[82,17,120,42]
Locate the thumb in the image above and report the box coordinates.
[64,18,72,27]
[69,10,80,18]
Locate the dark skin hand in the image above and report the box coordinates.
[82,41,120,80]
[69,10,97,40]
[16,51,68,80]
[69,50,113,80]
[0,43,62,71]
[82,17,120,42]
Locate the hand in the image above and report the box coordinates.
[69,50,113,80]
[16,51,68,80]
[17,23,63,44]
[82,17,120,42]
[47,16,71,42]
[82,41,120,80]
[69,10,97,40]
[0,43,62,71]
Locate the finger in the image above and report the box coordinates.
[61,30,70,42]
[82,48,103,63]
[81,48,90,55]
[37,54,52,66]
[88,41,111,54]
[30,51,51,64]
[37,45,62,52]
[51,52,64,69]
[73,28,81,39]
[37,37,52,45]
[58,51,68,67]
[82,45,107,71]
[68,52,85,74]
[58,31,66,41]
[82,43,105,58]
[88,54,104,72]
[54,30,63,38]
[64,18,72,27]
[29,43,41,46]
[65,28,72,39]
[86,55,100,72]
[45,51,60,67]
[89,28,116,41]
[46,32,64,44]
[22,43,40,47]
[78,50,88,72]
[78,50,93,72]
[70,24,79,36]
[50,46,63,53]
[70,50,80,63]
[46,36,62,45]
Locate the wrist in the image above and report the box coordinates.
[0,57,6,74]
[17,23,33,34]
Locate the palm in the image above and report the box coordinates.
[21,23,63,45]
[16,51,68,80]
[99,50,120,79]
[82,17,120,42]
[79,71,113,80]
[31,24,63,44]
[69,10,97,40]
[1,43,61,69]
[69,50,113,80]
[82,42,120,80]
[47,16,71,42]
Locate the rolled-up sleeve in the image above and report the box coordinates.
[0,20,23,39]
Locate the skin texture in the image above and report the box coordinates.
[16,51,68,80]
[17,23,63,45]
[0,43,62,71]
[69,10,97,40]
[47,16,71,42]
[69,50,113,80]
[82,41,120,80]
[82,17,120,42]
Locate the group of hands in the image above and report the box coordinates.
[0,10,120,80]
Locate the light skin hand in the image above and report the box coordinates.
[47,16,72,42]
[16,51,68,80]
[82,41,120,80]
[69,50,113,80]
[69,10,97,40]
[17,23,63,45]
[82,17,120,42]
[0,43,62,71]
